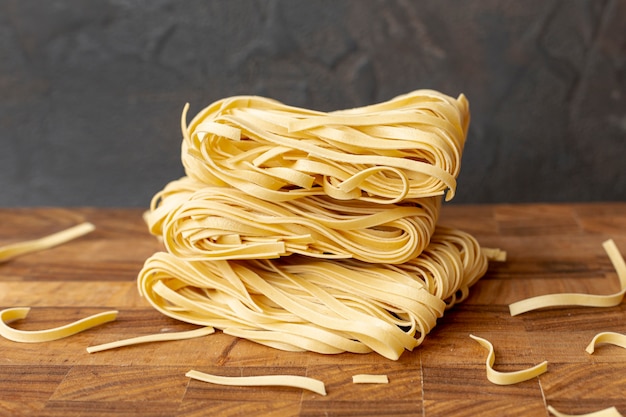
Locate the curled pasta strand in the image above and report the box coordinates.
[0,307,118,343]
[470,334,548,385]
[585,332,626,354]
[509,240,626,316]
[181,90,469,203]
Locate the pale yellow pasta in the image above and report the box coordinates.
[0,307,117,343]
[137,227,489,360]
[509,240,626,316]
[86,326,215,353]
[145,176,441,264]
[185,369,327,396]
[585,332,626,354]
[352,374,389,384]
[470,334,548,385]
[0,222,94,263]
[136,90,499,360]
[181,90,469,203]
[548,405,624,417]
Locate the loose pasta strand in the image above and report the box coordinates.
[0,222,95,263]
[470,334,548,385]
[509,239,626,316]
[0,307,117,343]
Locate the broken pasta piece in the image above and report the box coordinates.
[352,374,389,384]
[469,334,548,385]
[185,369,327,396]
[509,239,626,316]
[547,405,624,417]
[585,332,626,354]
[87,326,215,353]
[0,307,117,343]
[0,222,95,263]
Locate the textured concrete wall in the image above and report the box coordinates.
[1,0,624,206]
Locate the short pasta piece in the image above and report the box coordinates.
[0,307,117,343]
[352,374,389,384]
[469,334,548,385]
[185,369,327,396]
[585,332,626,354]
[547,405,624,417]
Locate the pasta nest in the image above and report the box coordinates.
[146,177,441,264]
[180,90,470,204]
[138,227,488,360]
[139,90,493,360]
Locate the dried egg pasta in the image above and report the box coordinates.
[585,332,626,354]
[87,326,215,353]
[0,307,117,343]
[145,176,441,264]
[138,227,489,360]
[509,240,626,316]
[0,222,94,263]
[548,405,624,417]
[181,90,469,203]
[352,374,389,384]
[185,369,327,396]
[470,334,548,385]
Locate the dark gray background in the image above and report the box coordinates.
[1,0,624,207]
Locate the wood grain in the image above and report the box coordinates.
[1,204,625,416]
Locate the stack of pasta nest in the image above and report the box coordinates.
[139,90,494,360]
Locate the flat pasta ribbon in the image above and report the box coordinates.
[87,326,215,353]
[185,369,327,396]
[585,332,626,354]
[181,90,470,203]
[509,240,626,316]
[0,222,95,263]
[0,307,118,343]
[469,334,548,385]
[547,405,624,417]
[352,374,389,384]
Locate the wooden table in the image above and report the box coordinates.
[1,204,626,417]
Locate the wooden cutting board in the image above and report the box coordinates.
[1,204,625,417]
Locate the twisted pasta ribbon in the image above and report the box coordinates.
[145,176,441,264]
[470,334,548,385]
[137,227,488,360]
[181,90,469,203]
[509,240,626,316]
